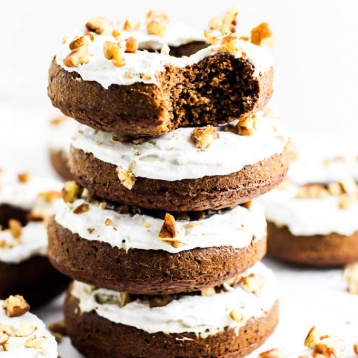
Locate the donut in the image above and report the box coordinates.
[0,170,69,307]
[260,154,358,266]
[48,13,274,137]
[48,183,267,295]
[48,115,77,181]
[69,110,289,211]
[64,262,278,358]
[0,295,57,357]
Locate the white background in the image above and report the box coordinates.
[0,1,358,357]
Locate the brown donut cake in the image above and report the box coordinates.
[48,184,267,295]
[48,115,77,181]
[48,12,274,136]
[69,111,289,211]
[0,170,69,307]
[64,262,279,358]
[260,154,358,266]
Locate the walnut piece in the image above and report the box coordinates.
[209,8,238,35]
[125,37,139,53]
[16,321,37,337]
[123,18,140,32]
[149,295,173,308]
[86,17,113,34]
[204,30,222,45]
[17,172,32,183]
[69,32,95,50]
[343,263,358,294]
[62,181,81,203]
[158,213,179,240]
[2,295,30,318]
[146,10,169,37]
[73,203,90,215]
[354,343,358,356]
[120,292,131,308]
[237,115,257,136]
[229,308,243,322]
[103,40,126,67]
[24,335,47,349]
[251,22,274,47]
[37,191,62,203]
[8,219,22,240]
[304,326,329,349]
[239,273,264,295]
[200,287,216,297]
[258,348,284,358]
[63,45,89,67]
[191,125,219,149]
[116,165,136,189]
[221,33,241,52]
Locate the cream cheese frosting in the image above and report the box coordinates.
[0,171,62,263]
[56,24,274,88]
[71,112,287,181]
[55,198,266,253]
[0,301,57,357]
[260,155,358,236]
[71,262,278,337]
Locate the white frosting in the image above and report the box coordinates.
[260,153,358,236]
[71,262,278,337]
[0,172,62,210]
[55,198,266,253]
[0,301,57,357]
[48,116,77,154]
[71,113,287,181]
[0,171,62,263]
[56,24,274,88]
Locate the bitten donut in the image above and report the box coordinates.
[69,111,289,211]
[64,262,279,358]
[48,115,77,181]
[260,155,358,266]
[0,170,69,307]
[48,183,267,295]
[48,10,274,136]
[0,295,57,357]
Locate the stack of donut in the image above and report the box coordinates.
[47,9,290,357]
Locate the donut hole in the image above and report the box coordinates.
[0,204,29,228]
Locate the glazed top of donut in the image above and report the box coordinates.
[0,171,62,263]
[0,297,57,357]
[71,262,278,336]
[55,10,274,88]
[260,155,358,236]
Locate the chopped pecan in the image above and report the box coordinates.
[191,125,219,149]
[2,295,30,318]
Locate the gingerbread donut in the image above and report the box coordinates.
[69,111,289,211]
[0,170,69,307]
[48,14,274,136]
[64,262,278,358]
[0,295,58,357]
[261,154,358,266]
[48,184,267,295]
[48,115,77,181]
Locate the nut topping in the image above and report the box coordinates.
[86,16,113,34]
[16,321,37,337]
[8,219,22,240]
[69,32,95,50]
[237,115,257,136]
[120,292,131,308]
[149,295,173,308]
[146,10,169,37]
[24,335,47,349]
[73,203,90,215]
[103,40,126,67]
[62,181,81,203]
[251,22,274,47]
[125,37,139,53]
[296,184,329,199]
[204,30,222,45]
[63,45,90,67]
[221,33,241,52]
[123,17,140,32]
[354,343,358,355]
[17,172,32,183]
[200,287,216,297]
[2,295,30,318]
[239,273,264,295]
[158,213,179,239]
[191,125,219,149]
[116,165,136,189]
[37,190,62,203]
[229,308,243,322]
[209,8,238,35]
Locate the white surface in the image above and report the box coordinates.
[1,104,358,357]
[1,1,358,355]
